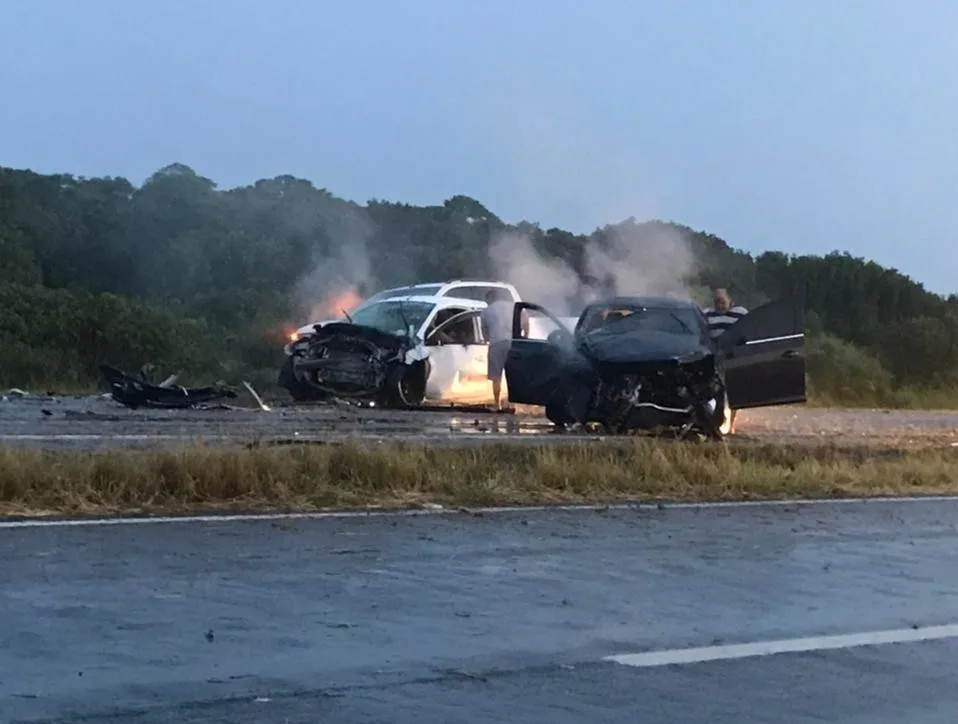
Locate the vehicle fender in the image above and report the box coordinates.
[404,343,430,364]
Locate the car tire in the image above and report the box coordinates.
[545,398,574,426]
[383,361,428,409]
[279,357,329,402]
[696,382,731,441]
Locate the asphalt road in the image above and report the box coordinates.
[1,393,957,449]
[5,498,958,722]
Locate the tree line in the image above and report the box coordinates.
[1,162,955,405]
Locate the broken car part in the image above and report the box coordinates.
[100,365,238,410]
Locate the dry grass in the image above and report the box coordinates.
[1,439,957,518]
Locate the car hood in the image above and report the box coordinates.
[313,322,411,349]
[295,318,340,336]
[578,328,711,364]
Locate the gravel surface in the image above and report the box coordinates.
[0,391,956,450]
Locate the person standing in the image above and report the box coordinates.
[702,288,748,433]
[480,289,526,411]
[703,288,748,340]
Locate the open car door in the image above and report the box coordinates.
[423,308,493,401]
[717,299,806,409]
[424,308,482,346]
[503,302,574,406]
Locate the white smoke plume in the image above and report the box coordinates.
[291,206,379,323]
[486,231,583,314]
[584,220,697,298]
[488,220,698,317]
[468,81,700,315]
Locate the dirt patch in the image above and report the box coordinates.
[732,406,958,446]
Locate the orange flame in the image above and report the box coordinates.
[308,286,365,322]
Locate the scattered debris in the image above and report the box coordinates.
[242,381,271,411]
[100,365,238,410]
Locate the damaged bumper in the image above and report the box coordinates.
[281,323,429,405]
[588,355,724,433]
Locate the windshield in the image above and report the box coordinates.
[578,304,702,337]
[347,300,435,336]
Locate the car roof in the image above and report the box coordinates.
[584,295,701,311]
[373,283,443,294]
[378,280,514,292]
[366,294,486,308]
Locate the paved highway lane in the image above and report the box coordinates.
[1,394,957,449]
[5,499,958,722]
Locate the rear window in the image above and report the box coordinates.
[444,285,498,301]
[374,284,443,300]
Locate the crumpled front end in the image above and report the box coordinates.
[590,353,723,433]
[288,323,422,399]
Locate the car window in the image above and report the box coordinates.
[425,307,479,345]
[443,285,495,301]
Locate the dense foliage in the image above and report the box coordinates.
[1,162,956,405]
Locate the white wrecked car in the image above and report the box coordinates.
[285,279,525,346]
[279,290,574,407]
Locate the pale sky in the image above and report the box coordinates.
[2,0,955,294]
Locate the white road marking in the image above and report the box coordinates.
[604,624,958,668]
[0,494,957,529]
[0,434,235,441]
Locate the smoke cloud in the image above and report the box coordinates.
[290,213,701,325]
[463,81,700,316]
[291,206,378,323]
[486,231,583,314]
[487,220,698,317]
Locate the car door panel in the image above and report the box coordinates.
[424,309,498,402]
[718,299,806,409]
[503,302,574,406]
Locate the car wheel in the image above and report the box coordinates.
[383,361,427,409]
[545,398,573,426]
[279,357,329,402]
[696,383,731,441]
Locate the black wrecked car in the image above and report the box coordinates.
[503,296,806,438]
